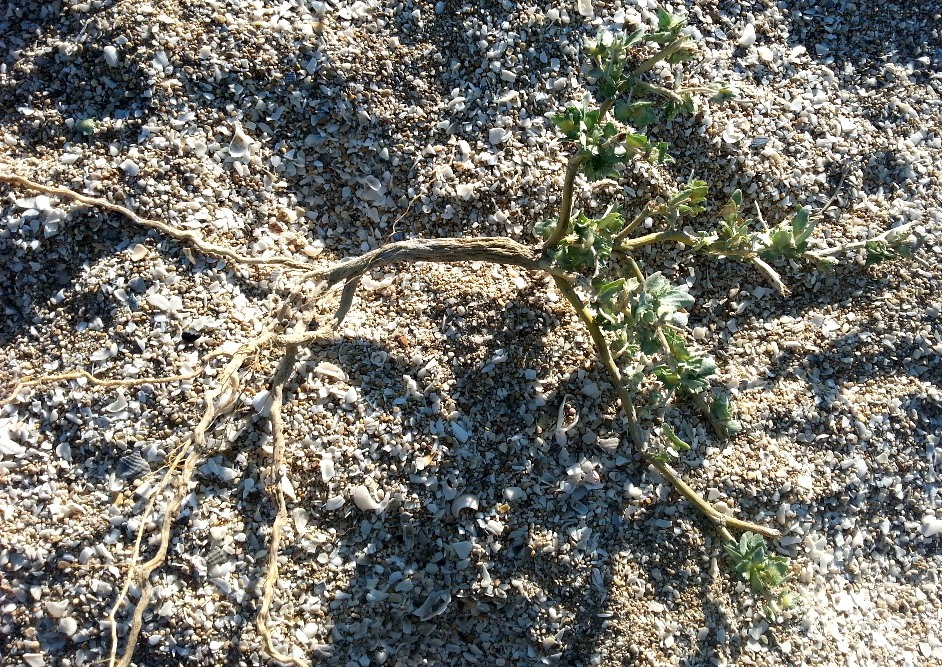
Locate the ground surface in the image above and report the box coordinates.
[1,1,941,666]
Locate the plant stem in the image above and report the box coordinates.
[628,80,685,104]
[542,153,585,251]
[805,222,914,259]
[552,276,780,540]
[631,38,687,78]
[612,203,652,244]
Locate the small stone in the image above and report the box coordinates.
[452,541,473,560]
[120,159,139,177]
[23,654,45,667]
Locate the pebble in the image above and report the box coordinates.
[58,617,79,637]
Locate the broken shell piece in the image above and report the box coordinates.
[320,456,336,482]
[352,484,381,511]
[452,541,473,560]
[738,24,757,48]
[313,362,347,382]
[128,243,148,261]
[228,125,252,159]
[103,45,120,67]
[116,451,150,479]
[451,493,479,517]
[292,508,310,534]
[413,589,451,621]
[722,122,745,144]
[324,495,345,511]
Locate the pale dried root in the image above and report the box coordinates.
[0,171,313,271]
[107,332,275,667]
[0,351,230,407]
[256,345,310,667]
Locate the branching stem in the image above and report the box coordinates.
[552,276,779,540]
[542,154,586,251]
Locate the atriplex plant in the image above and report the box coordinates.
[0,7,914,666]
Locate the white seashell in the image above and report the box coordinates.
[313,362,347,382]
[103,45,120,67]
[146,293,174,313]
[120,159,139,177]
[343,387,358,405]
[300,622,320,641]
[228,125,251,159]
[23,654,45,667]
[722,122,745,144]
[209,526,226,541]
[90,345,117,362]
[503,487,525,501]
[455,183,475,200]
[104,394,127,413]
[280,475,297,500]
[452,541,473,560]
[128,243,148,261]
[324,495,345,511]
[484,519,504,535]
[320,456,335,482]
[292,508,310,534]
[0,429,26,458]
[738,24,756,48]
[451,493,478,517]
[210,577,232,595]
[596,437,620,454]
[56,442,72,462]
[488,127,510,145]
[576,0,594,18]
[413,589,451,621]
[45,600,69,618]
[363,175,382,191]
[352,485,380,511]
[921,517,942,538]
[251,389,273,416]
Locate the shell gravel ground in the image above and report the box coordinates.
[0,1,940,666]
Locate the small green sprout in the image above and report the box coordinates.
[77,117,97,135]
[724,532,790,594]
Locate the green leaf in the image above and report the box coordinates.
[614,100,658,128]
[662,423,690,451]
[759,208,818,261]
[551,106,584,140]
[791,208,814,246]
[624,133,649,151]
[865,239,912,266]
[709,393,741,437]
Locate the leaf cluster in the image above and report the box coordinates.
[537,209,624,276]
[724,532,790,594]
